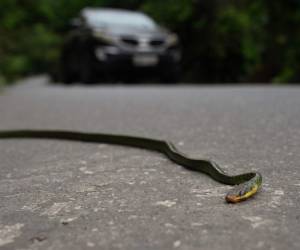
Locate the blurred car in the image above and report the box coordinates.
[59,8,181,83]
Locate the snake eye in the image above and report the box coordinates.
[226,184,248,203]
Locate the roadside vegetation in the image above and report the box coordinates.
[1,0,300,84]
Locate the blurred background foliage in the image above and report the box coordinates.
[1,0,300,84]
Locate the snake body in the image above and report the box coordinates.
[0,130,262,203]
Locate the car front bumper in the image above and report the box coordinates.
[92,47,181,75]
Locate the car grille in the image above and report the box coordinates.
[121,37,139,46]
[120,36,166,48]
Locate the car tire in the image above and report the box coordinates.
[60,50,77,84]
[79,39,96,84]
[61,65,74,84]
[80,65,94,84]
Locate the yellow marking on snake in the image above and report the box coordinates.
[226,184,259,203]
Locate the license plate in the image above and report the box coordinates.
[133,55,158,66]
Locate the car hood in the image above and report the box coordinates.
[92,25,169,39]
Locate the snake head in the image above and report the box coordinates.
[225,173,262,203]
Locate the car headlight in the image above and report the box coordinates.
[95,46,120,61]
[92,30,115,43]
[166,33,179,46]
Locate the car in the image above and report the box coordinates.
[59,8,181,83]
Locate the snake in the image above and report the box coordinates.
[0,130,262,203]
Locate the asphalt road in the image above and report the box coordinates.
[0,77,300,250]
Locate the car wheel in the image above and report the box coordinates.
[60,50,78,84]
[61,65,74,84]
[79,40,96,84]
[80,63,94,84]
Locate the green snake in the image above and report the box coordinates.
[0,130,262,203]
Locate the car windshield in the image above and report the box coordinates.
[85,10,157,30]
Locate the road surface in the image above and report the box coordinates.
[0,77,299,250]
